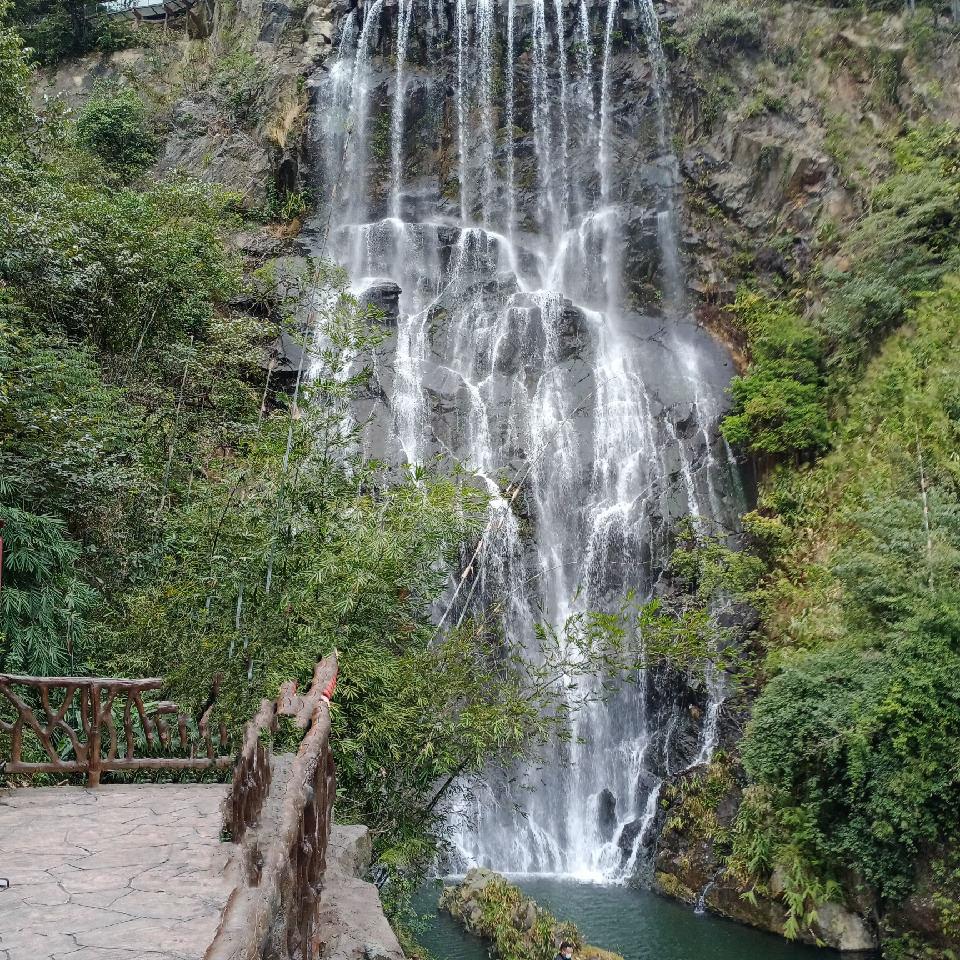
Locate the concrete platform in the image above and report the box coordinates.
[0,784,233,960]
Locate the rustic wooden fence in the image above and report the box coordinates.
[0,652,339,960]
[206,651,338,960]
[0,673,232,785]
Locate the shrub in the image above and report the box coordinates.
[441,874,586,960]
[214,49,270,125]
[721,291,830,458]
[741,618,960,903]
[679,2,764,59]
[76,82,158,178]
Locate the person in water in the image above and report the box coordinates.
[557,941,575,960]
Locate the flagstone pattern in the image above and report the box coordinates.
[0,784,234,960]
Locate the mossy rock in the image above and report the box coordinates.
[439,870,624,960]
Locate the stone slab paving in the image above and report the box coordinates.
[0,785,235,960]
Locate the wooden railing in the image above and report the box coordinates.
[208,651,338,960]
[276,653,338,957]
[222,695,277,846]
[0,673,231,786]
[1,655,340,959]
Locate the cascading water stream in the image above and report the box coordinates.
[505,0,517,235]
[476,0,496,223]
[456,0,471,222]
[310,0,747,882]
[531,0,558,237]
[390,0,414,218]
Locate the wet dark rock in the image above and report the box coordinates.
[423,366,465,400]
[597,788,617,843]
[669,402,697,436]
[264,329,309,387]
[360,281,403,325]
[557,301,592,361]
[617,819,644,858]
[716,603,760,635]
[492,305,547,375]
[483,273,520,298]
[716,790,742,829]
[753,245,790,277]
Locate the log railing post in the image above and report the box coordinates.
[87,683,102,787]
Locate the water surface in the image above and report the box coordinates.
[413,877,829,960]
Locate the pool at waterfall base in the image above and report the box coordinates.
[413,877,828,960]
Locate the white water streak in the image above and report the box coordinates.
[390,0,415,219]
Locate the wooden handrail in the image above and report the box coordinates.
[209,650,339,960]
[0,673,231,786]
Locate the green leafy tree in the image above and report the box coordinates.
[7,0,133,64]
[0,505,98,675]
[0,172,240,352]
[0,2,36,155]
[76,82,159,179]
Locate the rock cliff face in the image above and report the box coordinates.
[34,0,340,211]
[666,0,960,315]
[645,4,960,955]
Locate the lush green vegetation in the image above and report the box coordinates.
[76,82,160,178]
[6,0,135,63]
[705,87,960,953]
[720,292,830,458]
[0,11,732,942]
[732,276,960,919]
[8,0,136,63]
[821,124,960,376]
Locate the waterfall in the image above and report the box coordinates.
[531,0,557,236]
[597,0,620,313]
[695,879,717,915]
[553,0,570,223]
[456,0,471,222]
[390,0,414,218]
[311,0,746,881]
[505,0,516,234]
[573,0,596,220]
[476,0,496,223]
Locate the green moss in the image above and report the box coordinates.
[654,872,697,903]
[442,874,623,960]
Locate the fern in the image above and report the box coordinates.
[0,505,97,675]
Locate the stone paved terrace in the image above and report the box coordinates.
[0,784,233,960]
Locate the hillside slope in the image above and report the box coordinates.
[651,3,960,956]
